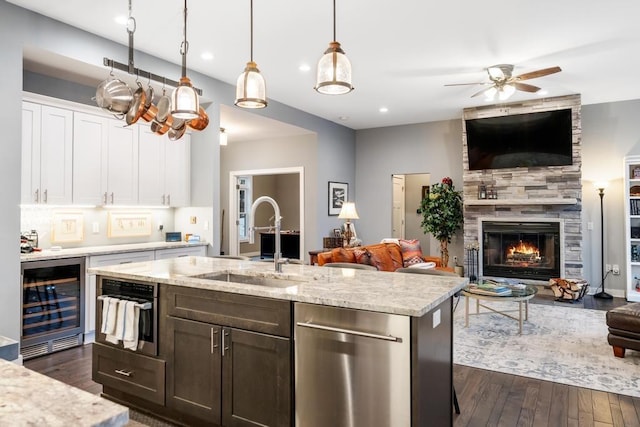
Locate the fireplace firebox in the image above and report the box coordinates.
[481,220,561,281]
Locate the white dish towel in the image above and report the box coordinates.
[101,297,119,338]
[105,299,127,345]
[122,301,140,351]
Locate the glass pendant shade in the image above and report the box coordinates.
[498,84,516,101]
[235,61,267,109]
[171,76,199,119]
[315,41,353,95]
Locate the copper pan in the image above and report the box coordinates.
[140,85,157,122]
[151,114,174,136]
[187,107,209,131]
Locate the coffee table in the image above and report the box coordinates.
[461,285,538,334]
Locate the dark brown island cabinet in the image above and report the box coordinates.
[92,275,453,427]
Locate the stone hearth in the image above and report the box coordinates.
[462,95,583,281]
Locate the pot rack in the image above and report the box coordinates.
[102,0,202,96]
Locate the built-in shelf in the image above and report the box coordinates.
[464,198,578,206]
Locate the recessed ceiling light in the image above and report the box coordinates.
[339,115,349,121]
[201,52,214,61]
[299,64,311,72]
[379,107,389,113]
[537,89,548,96]
[114,15,127,25]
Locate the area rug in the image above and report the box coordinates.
[453,297,640,397]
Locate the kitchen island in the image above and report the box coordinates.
[90,256,467,426]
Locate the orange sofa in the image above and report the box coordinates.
[317,242,453,272]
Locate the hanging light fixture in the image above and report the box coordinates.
[315,0,353,95]
[235,0,267,109]
[171,0,199,120]
[219,128,228,146]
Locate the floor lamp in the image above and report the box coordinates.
[594,182,613,299]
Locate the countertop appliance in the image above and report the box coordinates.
[294,302,411,427]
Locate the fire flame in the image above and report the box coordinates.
[507,241,539,257]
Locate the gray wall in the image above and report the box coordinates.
[405,174,431,252]
[355,120,464,262]
[220,134,316,256]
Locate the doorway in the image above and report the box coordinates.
[391,173,431,252]
[228,167,305,259]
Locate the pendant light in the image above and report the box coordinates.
[219,128,228,146]
[171,0,199,120]
[314,0,353,95]
[235,0,267,109]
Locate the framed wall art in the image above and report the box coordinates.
[328,181,348,216]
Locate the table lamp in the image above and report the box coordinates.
[338,202,359,247]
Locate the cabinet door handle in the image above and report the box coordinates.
[110,192,114,204]
[211,328,219,354]
[43,189,48,203]
[222,329,230,357]
[167,194,171,205]
[114,369,132,377]
[162,194,166,205]
[103,192,108,204]
[35,189,39,203]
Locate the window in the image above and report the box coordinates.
[237,176,252,242]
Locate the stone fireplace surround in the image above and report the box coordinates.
[462,95,583,282]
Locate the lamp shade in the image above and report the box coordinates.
[315,42,353,95]
[594,181,609,191]
[219,128,228,146]
[171,76,199,119]
[235,61,267,108]
[338,202,359,219]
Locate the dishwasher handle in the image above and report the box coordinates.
[296,321,403,343]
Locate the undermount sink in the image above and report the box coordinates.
[194,272,302,288]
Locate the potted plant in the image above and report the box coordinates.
[419,177,463,267]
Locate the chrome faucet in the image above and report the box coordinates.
[249,196,288,273]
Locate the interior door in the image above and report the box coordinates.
[392,175,405,239]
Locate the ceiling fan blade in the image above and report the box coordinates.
[444,82,487,87]
[515,66,562,81]
[514,82,541,93]
[471,86,495,98]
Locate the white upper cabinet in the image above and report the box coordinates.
[73,111,108,205]
[139,125,190,207]
[105,119,139,205]
[73,111,139,205]
[21,102,73,204]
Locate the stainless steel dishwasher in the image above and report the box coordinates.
[294,302,411,427]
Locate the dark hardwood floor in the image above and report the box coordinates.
[24,294,639,427]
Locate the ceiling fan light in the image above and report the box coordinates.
[235,61,267,109]
[499,84,516,101]
[487,67,504,80]
[484,86,497,101]
[315,41,353,95]
[171,76,199,119]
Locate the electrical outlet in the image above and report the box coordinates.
[190,216,197,224]
[92,222,99,234]
[612,264,620,275]
[606,264,612,272]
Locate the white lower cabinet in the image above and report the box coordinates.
[155,245,207,259]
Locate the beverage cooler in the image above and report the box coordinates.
[21,257,85,359]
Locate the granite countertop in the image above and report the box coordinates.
[89,256,467,317]
[0,358,128,426]
[20,241,209,262]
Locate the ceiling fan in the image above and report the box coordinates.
[445,64,562,100]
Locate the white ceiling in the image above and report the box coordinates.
[9,0,640,133]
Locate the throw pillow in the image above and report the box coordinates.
[399,239,425,267]
[366,244,395,272]
[353,248,373,267]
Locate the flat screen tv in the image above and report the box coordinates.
[465,108,573,170]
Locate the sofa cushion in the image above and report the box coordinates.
[399,239,425,267]
[385,243,404,271]
[365,244,395,272]
[330,247,356,263]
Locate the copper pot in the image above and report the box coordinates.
[187,107,209,131]
[140,85,157,122]
[151,114,174,135]
[168,120,187,141]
